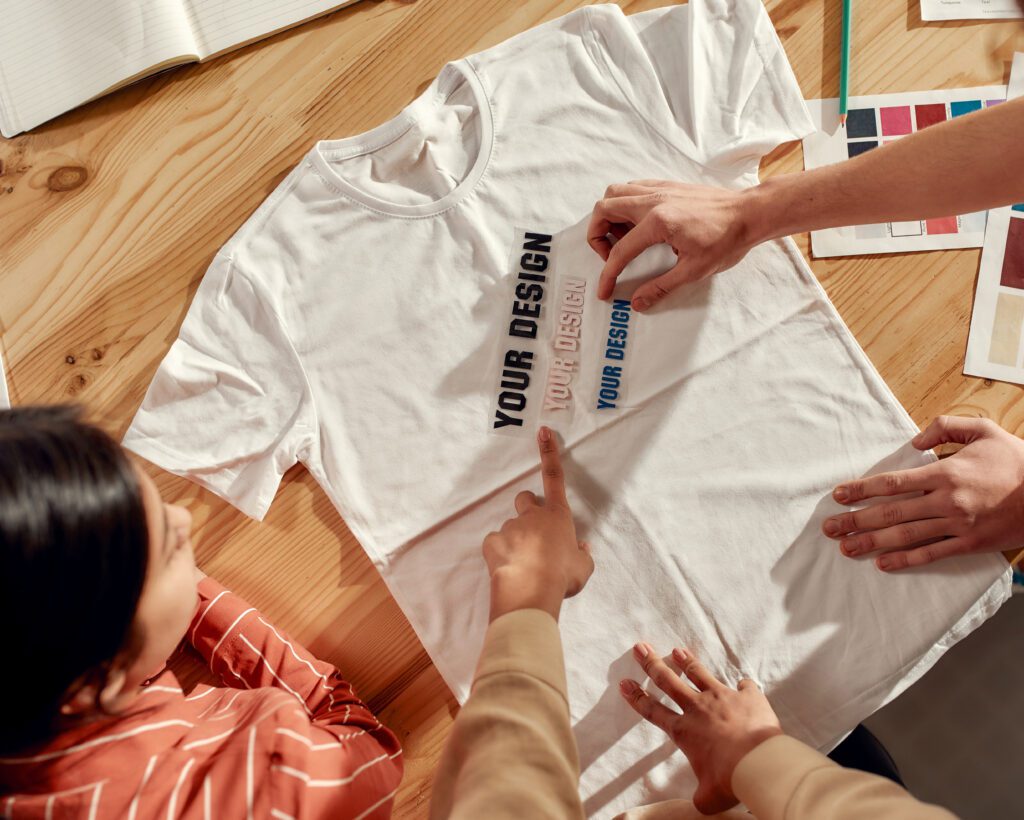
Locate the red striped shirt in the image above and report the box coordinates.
[0,578,402,819]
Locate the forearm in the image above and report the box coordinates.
[190,578,379,723]
[745,97,1024,241]
[430,609,583,820]
[733,735,957,820]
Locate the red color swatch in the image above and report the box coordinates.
[926,216,958,235]
[914,104,947,129]
[1001,217,1024,290]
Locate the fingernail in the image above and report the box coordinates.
[912,432,924,445]
[538,426,551,443]
[634,642,649,659]
[833,486,849,503]
[841,539,859,555]
[633,297,650,311]
[878,556,892,570]
[824,519,840,536]
[672,647,689,664]
[619,679,640,696]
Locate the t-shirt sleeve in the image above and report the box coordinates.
[123,254,316,520]
[585,0,814,173]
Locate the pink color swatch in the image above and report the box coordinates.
[879,106,913,136]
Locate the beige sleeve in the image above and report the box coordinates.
[616,735,959,820]
[429,608,584,820]
[731,735,958,820]
[615,799,748,819]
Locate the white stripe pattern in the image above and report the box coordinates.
[239,635,312,716]
[219,655,252,690]
[216,691,243,714]
[274,726,367,749]
[256,617,332,693]
[352,786,399,820]
[203,776,212,820]
[87,782,103,820]
[269,811,296,820]
[183,727,238,751]
[0,722,193,764]
[210,608,256,657]
[167,759,195,820]
[185,687,217,702]
[190,590,229,644]
[196,691,232,720]
[128,756,158,820]
[271,750,397,787]
[3,795,13,820]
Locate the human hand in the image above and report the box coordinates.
[482,426,594,621]
[620,643,782,815]
[823,416,1024,570]
[588,180,765,311]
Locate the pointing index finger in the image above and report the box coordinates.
[537,426,568,507]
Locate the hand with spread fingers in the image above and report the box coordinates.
[482,426,595,621]
[619,643,782,815]
[823,416,1024,571]
[587,180,757,312]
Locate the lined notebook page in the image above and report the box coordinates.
[185,0,360,58]
[0,1,197,137]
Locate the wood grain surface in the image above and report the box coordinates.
[1,2,1022,816]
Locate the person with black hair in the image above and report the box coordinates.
[0,405,402,818]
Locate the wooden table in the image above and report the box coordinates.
[1,2,1021,815]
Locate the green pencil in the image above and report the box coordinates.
[840,0,853,127]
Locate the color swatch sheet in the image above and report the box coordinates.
[803,87,1006,257]
[921,0,1023,20]
[965,54,1024,384]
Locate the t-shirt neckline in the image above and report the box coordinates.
[309,60,493,219]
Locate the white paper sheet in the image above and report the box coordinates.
[0,347,8,409]
[964,53,1024,384]
[921,0,1023,21]
[803,86,1006,258]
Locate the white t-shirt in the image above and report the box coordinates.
[124,2,1010,816]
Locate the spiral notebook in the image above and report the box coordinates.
[0,0,360,138]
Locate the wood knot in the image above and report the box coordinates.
[65,355,75,364]
[47,165,88,192]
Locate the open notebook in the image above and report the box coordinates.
[0,0,361,138]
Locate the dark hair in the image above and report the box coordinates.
[0,405,149,754]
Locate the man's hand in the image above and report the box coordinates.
[823,416,1024,570]
[482,426,594,621]
[620,643,782,815]
[588,180,763,311]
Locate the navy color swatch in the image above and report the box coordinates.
[845,108,877,138]
[847,140,877,158]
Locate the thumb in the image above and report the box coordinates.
[570,541,595,596]
[912,416,993,450]
[629,261,701,313]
